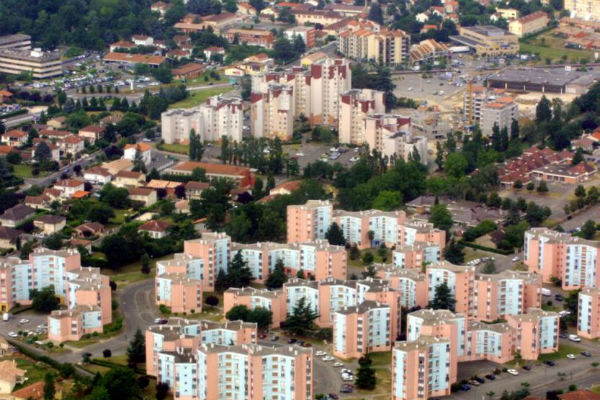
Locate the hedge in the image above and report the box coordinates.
[460,241,514,255]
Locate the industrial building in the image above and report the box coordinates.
[488,67,600,94]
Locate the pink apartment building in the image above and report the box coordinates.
[183,232,231,290]
[524,227,600,290]
[155,253,204,314]
[375,267,429,309]
[506,307,559,360]
[426,261,476,318]
[48,305,104,342]
[286,200,333,243]
[392,242,443,270]
[224,287,286,328]
[145,318,258,377]
[578,287,600,339]
[473,270,542,321]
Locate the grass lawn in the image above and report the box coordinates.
[347,248,391,268]
[109,208,133,225]
[539,344,583,361]
[168,86,233,109]
[158,143,189,154]
[4,356,57,389]
[185,74,231,85]
[591,385,600,394]
[101,254,174,286]
[520,32,593,63]
[13,164,49,178]
[355,351,393,398]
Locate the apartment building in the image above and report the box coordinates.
[363,114,426,163]
[145,318,258,377]
[392,242,442,269]
[426,261,476,317]
[524,227,600,290]
[473,270,542,321]
[338,89,385,145]
[465,320,515,363]
[508,11,550,37]
[155,253,204,314]
[450,25,519,56]
[375,267,428,309]
[392,337,454,400]
[0,248,112,342]
[250,83,294,140]
[338,27,411,66]
[480,97,518,136]
[578,287,600,339]
[233,240,347,282]
[564,0,600,21]
[286,200,332,243]
[161,95,243,144]
[0,48,62,79]
[333,300,392,359]
[407,309,467,359]
[251,58,352,127]
[284,279,320,316]
[223,287,286,328]
[224,29,275,48]
[284,26,316,48]
[184,233,232,291]
[506,308,559,360]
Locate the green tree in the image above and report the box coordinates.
[362,251,374,265]
[444,153,468,178]
[283,296,319,336]
[102,367,140,400]
[355,355,377,390]
[429,204,453,232]
[581,220,597,240]
[572,148,584,165]
[88,203,115,224]
[226,304,249,321]
[575,184,586,198]
[266,259,287,289]
[141,253,151,274]
[537,181,549,193]
[43,233,63,250]
[372,190,402,211]
[228,251,253,287]
[325,222,346,246]
[30,287,60,313]
[482,260,497,274]
[34,141,52,161]
[536,95,552,123]
[127,328,145,367]
[191,167,207,182]
[429,282,456,311]
[43,372,55,400]
[367,3,383,24]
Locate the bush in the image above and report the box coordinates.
[103,349,112,358]
[138,375,150,388]
[205,295,219,307]
[159,305,171,315]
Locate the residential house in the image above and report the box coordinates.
[63,135,85,156]
[24,195,51,210]
[203,47,225,60]
[114,170,146,188]
[129,187,158,206]
[0,226,21,249]
[54,179,85,199]
[123,143,152,165]
[172,63,204,79]
[84,166,113,185]
[0,204,35,228]
[31,140,60,162]
[185,181,210,199]
[34,215,66,235]
[46,116,66,129]
[139,220,172,239]
[1,130,27,147]
[0,360,26,394]
[78,125,105,144]
[102,159,133,175]
[73,222,105,238]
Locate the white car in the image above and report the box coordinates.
[295,152,304,157]
[315,351,326,356]
[507,369,519,376]
[349,156,359,162]
[567,354,576,359]
[512,256,520,262]
[569,334,582,342]
[322,356,335,361]
[154,318,162,324]
[18,318,29,324]
[341,369,353,375]
[333,362,344,367]
[342,375,354,381]
[8,332,18,338]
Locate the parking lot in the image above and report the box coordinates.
[0,313,48,340]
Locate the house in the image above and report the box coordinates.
[78,125,105,144]
[203,46,225,60]
[114,170,146,188]
[109,40,136,52]
[128,187,158,206]
[100,113,123,126]
[0,90,13,103]
[54,179,85,198]
[132,35,154,46]
[0,360,26,394]
[24,195,50,210]
[151,1,172,16]
[172,63,204,79]
[1,130,27,147]
[84,166,113,185]
[168,161,255,187]
[123,143,152,165]
[558,391,600,400]
[74,222,105,238]
[237,2,257,16]
[138,220,172,239]
[167,49,191,60]
[269,180,301,196]
[31,140,60,162]
[185,181,210,199]
[0,226,21,249]
[63,135,85,156]
[0,204,35,228]
[102,159,133,175]
[34,215,66,235]
[0,145,16,156]
[11,380,63,400]
[47,116,66,129]
[103,52,165,68]
[42,188,62,203]
[175,199,190,214]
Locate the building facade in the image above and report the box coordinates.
[578,287,600,339]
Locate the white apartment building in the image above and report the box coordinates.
[250,83,294,140]
[480,97,518,136]
[338,89,385,145]
[161,95,243,144]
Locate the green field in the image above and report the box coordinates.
[354,351,393,399]
[168,86,233,109]
[520,31,594,62]
[12,164,50,178]
[538,344,583,361]
[158,143,189,154]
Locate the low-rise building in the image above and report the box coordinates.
[33,215,66,235]
[139,220,171,239]
[0,204,35,228]
[114,170,146,188]
[128,187,158,206]
[284,26,316,48]
[450,25,519,56]
[54,179,85,199]
[84,166,113,185]
[509,11,550,37]
[224,29,275,48]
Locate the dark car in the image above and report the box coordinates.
[582,351,592,357]
[474,377,485,384]
[522,365,532,371]
[485,374,496,380]
[340,387,352,393]
[271,335,279,341]
[287,338,297,344]
[544,360,556,366]
[555,294,563,301]
[329,394,339,399]
[461,384,471,391]
[559,332,568,338]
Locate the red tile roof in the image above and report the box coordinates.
[139,220,171,232]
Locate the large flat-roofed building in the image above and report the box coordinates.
[450,25,518,56]
[0,48,62,79]
[488,67,600,94]
[0,34,32,51]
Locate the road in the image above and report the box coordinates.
[2,113,36,129]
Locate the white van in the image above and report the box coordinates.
[541,288,552,297]
[2,313,10,321]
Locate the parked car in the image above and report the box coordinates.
[569,334,582,342]
[340,386,352,393]
[322,356,334,361]
[18,318,29,324]
[522,365,532,371]
[555,294,563,301]
[567,354,576,359]
[485,374,496,380]
[559,332,568,338]
[581,351,592,357]
[333,362,344,367]
[468,380,480,386]
[461,384,471,391]
[544,360,556,366]
[287,338,297,344]
[474,377,485,383]
[512,256,520,262]
[507,369,519,376]
[8,332,17,338]
[271,335,279,341]
[328,394,339,399]
[315,351,326,356]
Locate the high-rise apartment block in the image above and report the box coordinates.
[338,89,385,145]
[578,287,600,339]
[286,200,333,243]
[392,242,442,269]
[563,0,600,21]
[480,96,518,136]
[155,253,204,314]
[506,308,559,360]
[425,261,476,318]
[184,232,232,291]
[375,267,428,309]
[224,287,286,328]
[338,27,411,66]
[524,228,600,290]
[160,95,243,144]
[250,84,294,140]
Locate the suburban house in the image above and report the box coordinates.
[0,226,21,249]
[123,143,152,165]
[102,159,133,175]
[54,179,85,199]
[47,116,66,129]
[114,170,146,188]
[138,220,172,239]
[78,125,105,143]
[31,140,61,162]
[1,130,27,147]
[62,135,85,156]
[24,194,52,210]
[185,181,210,199]
[84,167,113,185]
[33,215,66,235]
[128,187,158,206]
[73,222,105,238]
[0,204,35,228]
[0,360,26,394]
